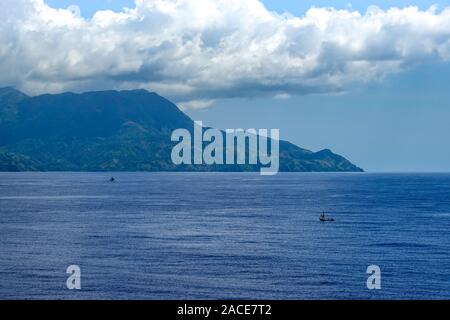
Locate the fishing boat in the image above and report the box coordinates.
[319,212,335,222]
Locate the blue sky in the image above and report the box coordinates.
[45,0,135,17]
[189,61,450,172]
[265,0,450,14]
[10,1,450,171]
[46,0,450,17]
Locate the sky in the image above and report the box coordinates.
[44,0,450,17]
[2,0,450,172]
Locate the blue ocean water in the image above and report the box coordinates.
[0,172,449,300]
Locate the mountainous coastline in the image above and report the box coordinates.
[0,87,363,172]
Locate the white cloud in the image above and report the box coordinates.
[178,99,215,110]
[273,93,291,100]
[1,0,450,108]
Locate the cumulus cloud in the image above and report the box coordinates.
[1,0,450,108]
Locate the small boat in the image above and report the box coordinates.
[109,177,115,182]
[319,212,334,222]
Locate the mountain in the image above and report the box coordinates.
[0,88,363,172]
[0,87,28,122]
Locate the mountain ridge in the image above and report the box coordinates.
[0,87,363,172]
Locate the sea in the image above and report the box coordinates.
[0,172,449,299]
